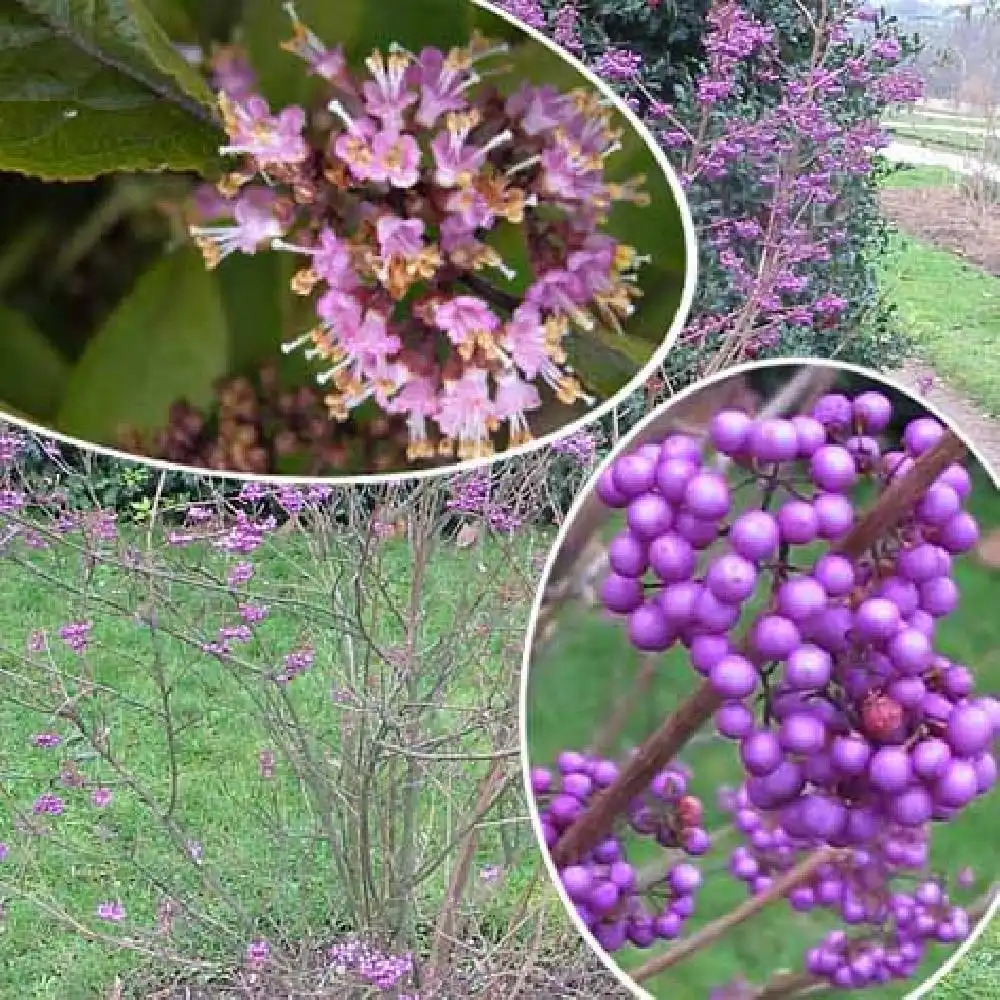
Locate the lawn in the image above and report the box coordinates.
[0,518,550,999]
[525,444,1000,999]
[878,168,1000,417]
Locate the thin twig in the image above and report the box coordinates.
[632,848,847,981]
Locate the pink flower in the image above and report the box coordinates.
[361,51,417,129]
[331,112,379,181]
[283,6,348,84]
[494,372,541,446]
[388,376,441,460]
[502,305,549,379]
[410,47,473,127]
[376,216,425,259]
[435,368,498,460]
[190,188,287,263]
[430,113,511,187]
[506,84,569,136]
[32,732,61,749]
[209,45,256,100]
[369,132,421,188]
[526,270,591,326]
[432,296,500,348]
[219,95,309,165]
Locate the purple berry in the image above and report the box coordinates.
[628,602,676,651]
[608,531,648,577]
[611,453,657,498]
[709,654,759,699]
[729,510,780,561]
[903,417,945,456]
[709,410,751,455]
[748,418,799,462]
[777,500,819,545]
[751,614,801,659]
[810,445,858,492]
[680,475,731,528]
[626,493,674,541]
[852,391,893,433]
[706,553,758,604]
[601,573,644,613]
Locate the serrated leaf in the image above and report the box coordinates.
[0,0,223,180]
[57,249,229,441]
[0,305,70,419]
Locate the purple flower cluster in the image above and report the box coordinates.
[96,900,125,923]
[551,428,598,465]
[191,11,651,463]
[446,470,522,533]
[329,935,416,992]
[57,620,92,655]
[246,938,271,968]
[0,430,26,466]
[278,646,316,684]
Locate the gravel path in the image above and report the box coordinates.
[883,141,1000,182]
[890,361,1000,472]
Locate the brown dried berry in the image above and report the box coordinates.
[676,794,704,828]
[861,692,904,741]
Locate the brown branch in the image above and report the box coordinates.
[832,429,967,557]
[426,759,512,983]
[550,428,968,866]
[551,681,723,866]
[632,848,848,982]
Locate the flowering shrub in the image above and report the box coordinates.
[0,421,607,996]
[502,0,921,382]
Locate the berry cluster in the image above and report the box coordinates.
[535,386,999,988]
[190,7,650,464]
[532,751,707,952]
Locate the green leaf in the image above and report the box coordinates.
[217,251,288,373]
[0,0,223,180]
[57,249,230,441]
[0,305,70,420]
[215,250,316,386]
[0,400,36,423]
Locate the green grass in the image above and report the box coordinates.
[0,525,546,999]
[526,466,1000,999]
[880,235,1000,416]
[882,164,963,190]
[892,112,989,131]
